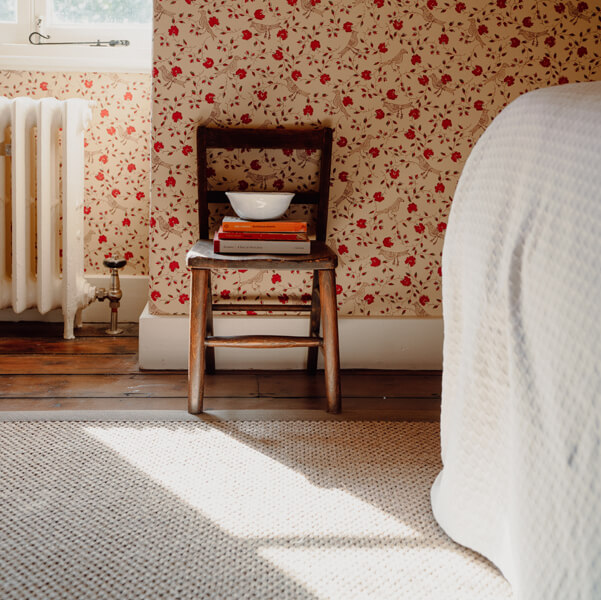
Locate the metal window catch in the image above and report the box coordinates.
[96,257,127,335]
[28,31,129,47]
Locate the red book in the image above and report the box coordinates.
[216,226,308,241]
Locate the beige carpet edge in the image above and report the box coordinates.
[0,409,435,422]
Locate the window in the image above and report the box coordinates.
[0,0,17,22]
[50,0,150,25]
[0,0,152,73]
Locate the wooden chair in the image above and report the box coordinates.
[186,126,341,414]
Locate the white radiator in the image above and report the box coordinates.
[0,96,96,339]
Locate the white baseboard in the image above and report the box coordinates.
[139,304,443,370]
[0,275,148,324]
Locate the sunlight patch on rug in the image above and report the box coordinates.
[84,423,419,540]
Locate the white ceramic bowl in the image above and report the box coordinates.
[225,192,295,221]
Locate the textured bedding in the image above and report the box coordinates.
[431,82,601,599]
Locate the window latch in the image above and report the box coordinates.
[28,31,130,47]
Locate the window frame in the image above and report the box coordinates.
[0,0,29,44]
[0,0,151,74]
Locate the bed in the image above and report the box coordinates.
[431,81,601,599]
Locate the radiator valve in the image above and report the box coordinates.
[96,257,127,335]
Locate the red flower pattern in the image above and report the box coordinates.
[146,0,599,317]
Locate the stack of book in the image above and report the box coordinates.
[213,216,310,254]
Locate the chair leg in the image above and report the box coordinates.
[307,271,321,373]
[188,269,209,414]
[319,269,341,414]
[205,271,215,374]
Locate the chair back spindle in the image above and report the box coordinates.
[195,126,333,241]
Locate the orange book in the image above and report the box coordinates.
[222,216,307,233]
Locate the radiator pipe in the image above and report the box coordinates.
[96,257,127,335]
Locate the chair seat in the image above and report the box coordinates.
[186,239,338,270]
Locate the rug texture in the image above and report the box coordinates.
[0,421,512,599]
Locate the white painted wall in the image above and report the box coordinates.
[139,304,444,370]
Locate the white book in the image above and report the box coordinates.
[213,232,311,255]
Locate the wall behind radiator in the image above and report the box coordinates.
[0,70,151,276]
[149,0,600,317]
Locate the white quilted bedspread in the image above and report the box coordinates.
[431,81,601,600]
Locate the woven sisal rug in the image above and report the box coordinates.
[0,420,512,599]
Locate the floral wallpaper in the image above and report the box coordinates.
[0,70,151,276]
[150,0,600,316]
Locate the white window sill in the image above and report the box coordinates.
[0,43,151,74]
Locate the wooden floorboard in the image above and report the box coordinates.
[0,322,139,338]
[0,371,441,399]
[0,373,259,398]
[0,337,138,355]
[258,371,441,398]
[0,355,141,375]
[0,322,442,420]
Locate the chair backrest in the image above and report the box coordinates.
[196,126,333,240]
